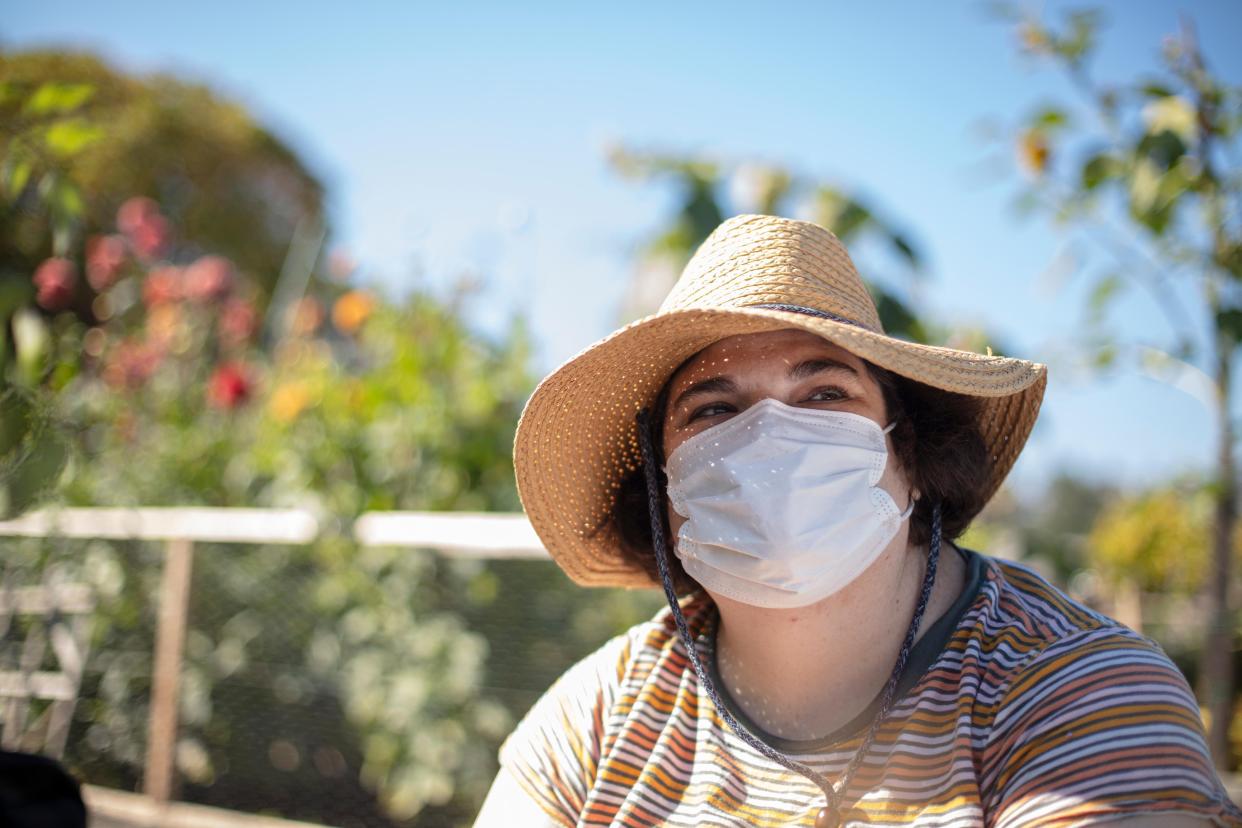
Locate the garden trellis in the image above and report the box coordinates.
[0,507,546,828]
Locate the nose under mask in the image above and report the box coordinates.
[664,398,915,609]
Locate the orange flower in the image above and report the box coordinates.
[1017,130,1050,176]
[145,304,185,352]
[332,291,375,334]
[269,381,312,423]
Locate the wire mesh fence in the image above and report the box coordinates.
[0,517,664,827]
[2,510,1225,825]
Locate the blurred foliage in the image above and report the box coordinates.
[985,3,1242,767]
[12,193,663,823]
[607,145,1016,358]
[1089,484,1211,593]
[1086,480,1242,595]
[982,3,1242,366]
[0,73,87,519]
[0,53,663,824]
[0,49,327,317]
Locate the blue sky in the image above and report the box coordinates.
[5,1,1241,498]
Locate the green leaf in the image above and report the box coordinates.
[889,232,919,268]
[1216,308,1242,346]
[51,179,85,220]
[1136,128,1187,170]
[1081,152,1121,191]
[1087,273,1124,320]
[22,82,95,116]
[0,425,69,520]
[1034,105,1071,130]
[0,277,31,320]
[1129,157,1161,213]
[1,155,33,200]
[831,200,872,241]
[0,387,34,458]
[1093,343,1118,369]
[1218,241,1242,281]
[44,117,106,157]
[1140,81,1175,98]
[872,286,928,343]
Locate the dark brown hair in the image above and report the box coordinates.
[610,351,992,593]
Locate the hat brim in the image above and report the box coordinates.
[513,305,1046,589]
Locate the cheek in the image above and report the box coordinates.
[879,450,913,503]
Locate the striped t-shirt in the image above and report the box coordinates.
[500,546,1242,826]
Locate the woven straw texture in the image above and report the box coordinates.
[514,214,1047,589]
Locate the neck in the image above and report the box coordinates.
[710,535,964,741]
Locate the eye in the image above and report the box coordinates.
[805,386,848,403]
[687,402,735,422]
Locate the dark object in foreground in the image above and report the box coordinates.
[0,751,87,828]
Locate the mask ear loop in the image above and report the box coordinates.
[635,407,942,827]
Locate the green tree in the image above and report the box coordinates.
[985,5,1242,766]
[608,145,1014,356]
[1089,484,1216,594]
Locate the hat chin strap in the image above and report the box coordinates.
[635,407,941,826]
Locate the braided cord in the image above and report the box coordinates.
[635,407,942,821]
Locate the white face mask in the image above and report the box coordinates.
[664,397,915,609]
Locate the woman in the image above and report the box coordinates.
[475,214,1241,827]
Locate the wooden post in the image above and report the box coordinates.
[144,537,194,805]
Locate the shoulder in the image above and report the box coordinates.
[495,593,711,825]
[962,554,1240,826]
[501,589,712,749]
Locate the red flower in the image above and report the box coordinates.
[218,298,258,347]
[143,266,183,306]
[208,361,253,409]
[117,196,170,262]
[85,234,128,292]
[32,257,77,311]
[184,255,235,303]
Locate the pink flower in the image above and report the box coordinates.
[142,266,183,307]
[85,234,128,292]
[32,257,77,311]
[117,196,159,237]
[184,255,235,303]
[130,213,170,261]
[208,361,254,409]
[116,197,170,262]
[218,298,259,347]
[103,338,161,389]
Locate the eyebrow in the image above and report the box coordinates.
[789,357,859,382]
[671,357,859,411]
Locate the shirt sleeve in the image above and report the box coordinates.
[983,627,1242,827]
[497,628,634,827]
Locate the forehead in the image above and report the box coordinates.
[669,328,862,386]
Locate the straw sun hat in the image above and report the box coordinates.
[514,213,1047,589]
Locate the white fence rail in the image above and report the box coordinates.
[0,507,546,553]
[0,506,547,825]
